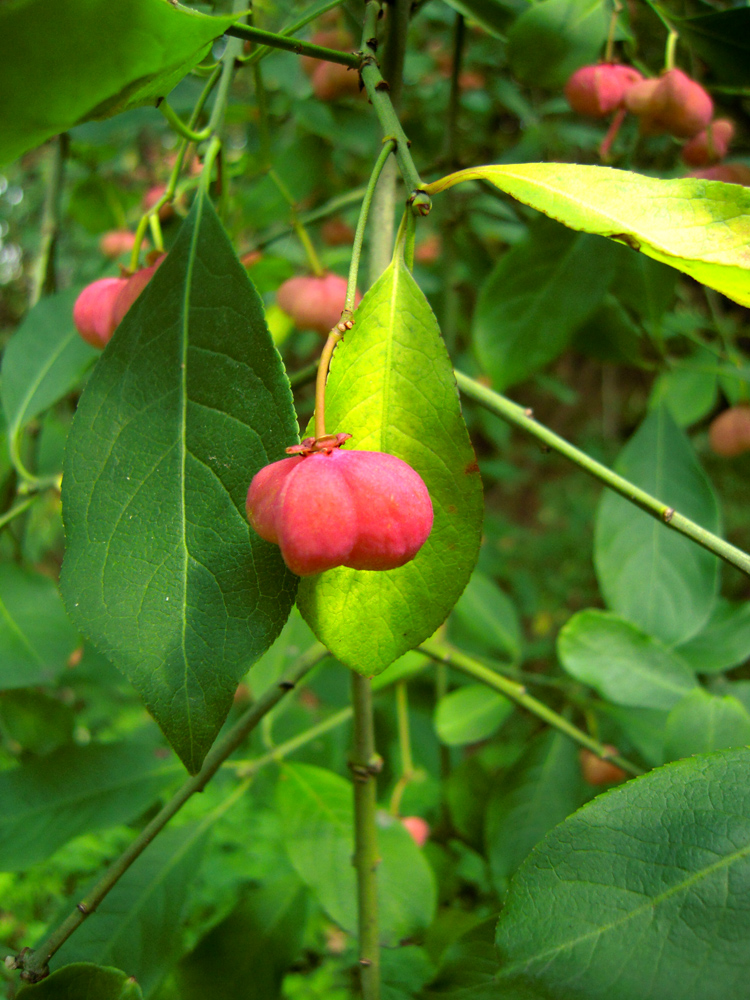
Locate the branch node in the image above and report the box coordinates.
[76,902,89,915]
[663,507,675,523]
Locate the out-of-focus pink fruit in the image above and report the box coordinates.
[623,77,659,116]
[579,746,627,786]
[688,163,750,185]
[401,816,430,847]
[276,272,361,335]
[565,63,643,117]
[99,230,137,259]
[639,69,713,138]
[459,69,486,91]
[682,119,735,167]
[709,405,750,457]
[321,217,355,246]
[300,28,353,76]
[415,233,442,265]
[311,60,361,101]
[111,256,165,329]
[73,277,128,348]
[142,185,174,221]
[246,435,434,576]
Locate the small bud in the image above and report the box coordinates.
[682,119,734,167]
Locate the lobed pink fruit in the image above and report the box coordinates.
[111,256,165,329]
[276,272,362,335]
[565,63,643,117]
[401,816,430,847]
[709,405,750,458]
[681,119,734,167]
[639,69,713,138]
[246,443,434,576]
[73,277,128,348]
[99,230,137,259]
[688,163,750,186]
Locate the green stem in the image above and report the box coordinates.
[30,134,68,307]
[379,0,410,108]
[250,187,366,253]
[419,639,643,777]
[345,139,395,314]
[455,369,750,579]
[231,705,353,774]
[664,27,678,72]
[269,169,325,276]
[226,22,360,67]
[389,681,414,816]
[19,644,326,983]
[350,672,381,1000]
[241,0,347,67]
[444,13,464,169]
[159,101,211,144]
[0,496,37,532]
[367,157,398,286]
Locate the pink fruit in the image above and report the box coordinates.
[565,64,643,117]
[640,69,713,138]
[623,77,659,116]
[682,119,734,167]
[311,60,361,101]
[579,746,627,786]
[401,816,430,847]
[246,435,434,576]
[688,163,750,186]
[276,273,362,335]
[73,277,128,348]
[415,233,442,265]
[142,185,174,221]
[321,217,355,247]
[709,405,750,458]
[99,230,137,259]
[111,256,165,329]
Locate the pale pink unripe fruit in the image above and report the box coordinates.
[709,405,750,458]
[99,230,137,259]
[565,64,643,117]
[401,816,430,847]
[111,256,165,329]
[246,444,433,576]
[688,163,750,186]
[73,277,128,348]
[682,119,734,167]
[639,69,713,138]
[276,273,361,335]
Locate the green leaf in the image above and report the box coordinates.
[172,873,307,1000]
[427,163,750,307]
[0,0,235,166]
[423,916,501,1000]
[664,689,750,760]
[485,730,585,894]
[442,0,518,38]
[678,9,750,87]
[0,740,181,871]
[649,354,718,428]
[677,599,750,675]
[277,763,436,945]
[597,703,668,767]
[0,289,97,441]
[371,650,431,693]
[435,685,513,746]
[17,964,143,1000]
[594,406,720,645]
[0,564,79,691]
[558,610,698,710]
[473,219,618,390]
[612,253,677,333]
[297,256,483,676]
[60,191,298,773]
[0,689,74,756]
[495,748,750,1000]
[507,0,609,89]
[449,573,523,663]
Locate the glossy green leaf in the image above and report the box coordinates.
[173,873,307,1000]
[0,0,235,166]
[423,917,501,1000]
[677,599,750,675]
[495,748,750,1000]
[558,610,697,710]
[664,689,750,760]
[473,218,618,390]
[427,163,750,307]
[594,406,720,645]
[54,824,207,992]
[61,191,298,773]
[448,573,523,662]
[277,763,436,945]
[435,685,513,746]
[381,945,436,1000]
[17,964,143,1000]
[679,9,750,87]
[297,255,483,676]
[507,0,609,89]
[0,740,181,871]
[0,289,97,440]
[0,564,79,692]
[485,730,585,894]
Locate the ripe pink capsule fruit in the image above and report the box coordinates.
[640,69,713,138]
[99,230,138,259]
[246,435,434,576]
[111,256,165,329]
[73,277,129,348]
[565,64,643,117]
[276,273,362,335]
[681,118,734,167]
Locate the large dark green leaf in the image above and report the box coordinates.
[297,253,483,676]
[17,964,143,1000]
[473,219,618,391]
[0,564,79,691]
[679,9,750,87]
[53,824,207,992]
[61,191,298,773]
[0,0,235,166]
[0,739,181,871]
[507,0,609,89]
[277,763,436,945]
[495,749,750,1000]
[594,406,720,646]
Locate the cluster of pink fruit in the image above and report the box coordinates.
[566,64,747,183]
[73,257,163,349]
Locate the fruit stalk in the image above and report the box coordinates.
[351,671,381,1000]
